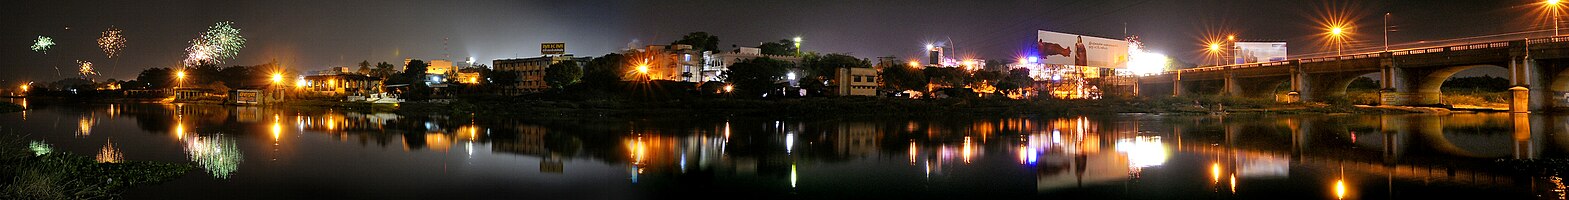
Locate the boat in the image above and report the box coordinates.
[348,92,403,104]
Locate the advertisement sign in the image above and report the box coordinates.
[1233,42,1288,64]
[542,43,566,55]
[1037,30,1129,68]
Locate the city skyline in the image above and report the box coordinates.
[1,0,1528,81]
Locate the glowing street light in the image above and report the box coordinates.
[1206,42,1224,65]
[908,60,920,68]
[270,73,284,85]
[1549,0,1565,36]
[723,85,734,93]
[636,64,649,74]
[175,70,188,88]
[1328,25,1349,56]
[792,37,803,55]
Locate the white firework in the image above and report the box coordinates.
[31,36,54,53]
[98,28,127,58]
[183,21,245,66]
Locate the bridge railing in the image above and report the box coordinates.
[1160,36,1561,76]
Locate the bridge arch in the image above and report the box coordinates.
[1401,64,1508,106]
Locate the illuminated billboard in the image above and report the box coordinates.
[1233,42,1288,64]
[1036,30,1129,68]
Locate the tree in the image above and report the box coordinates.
[803,53,869,78]
[403,59,429,82]
[581,53,628,89]
[544,61,583,89]
[880,64,926,92]
[996,68,1033,94]
[482,67,517,86]
[724,58,791,97]
[357,60,373,75]
[373,62,397,78]
[923,67,967,89]
[757,39,798,56]
[135,67,175,89]
[672,32,720,52]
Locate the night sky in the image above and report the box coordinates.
[0,0,1536,82]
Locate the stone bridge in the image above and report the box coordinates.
[1136,36,1569,112]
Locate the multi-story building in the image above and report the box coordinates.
[834,67,879,96]
[627,45,704,82]
[493,54,579,95]
[701,47,803,82]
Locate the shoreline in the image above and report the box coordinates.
[6,96,1514,119]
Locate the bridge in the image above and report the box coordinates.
[1135,35,1569,112]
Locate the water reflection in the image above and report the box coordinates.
[96,138,122,163]
[184,135,242,179]
[4,102,1567,198]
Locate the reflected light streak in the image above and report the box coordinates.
[1229,174,1237,193]
[785,133,794,154]
[174,121,187,140]
[1211,162,1222,183]
[962,136,973,164]
[96,139,122,163]
[790,164,798,188]
[270,121,282,143]
[1335,179,1347,199]
[909,141,918,165]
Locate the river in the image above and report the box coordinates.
[1,99,1562,199]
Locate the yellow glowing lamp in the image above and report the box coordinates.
[637,65,650,74]
[270,73,284,84]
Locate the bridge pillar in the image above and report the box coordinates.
[1510,57,1538,113]
[1172,71,1184,97]
[1377,54,1418,106]
[1284,64,1303,103]
[1224,68,1242,97]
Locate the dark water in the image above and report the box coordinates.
[3,99,1567,199]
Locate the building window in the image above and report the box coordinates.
[854,76,862,82]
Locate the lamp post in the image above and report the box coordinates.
[271,72,284,101]
[792,37,803,56]
[636,64,650,82]
[1329,26,1347,56]
[1207,42,1223,66]
[176,70,187,88]
[1551,0,1564,36]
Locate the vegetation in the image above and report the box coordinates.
[0,102,20,113]
[757,39,799,56]
[544,61,583,89]
[723,58,792,97]
[671,32,720,52]
[0,138,194,199]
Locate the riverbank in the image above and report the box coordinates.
[0,102,21,113]
[393,96,1387,119]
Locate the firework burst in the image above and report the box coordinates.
[31,36,54,53]
[77,60,97,77]
[98,28,127,58]
[183,21,246,66]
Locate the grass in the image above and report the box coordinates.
[0,102,21,114]
[0,136,194,199]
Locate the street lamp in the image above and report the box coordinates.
[175,70,187,88]
[636,64,650,81]
[1206,42,1224,65]
[1328,25,1348,56]
[1549,0,1564,36]
[270,73,284,85]
[792,37,803,55]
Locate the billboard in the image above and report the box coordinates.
[1037,30,1129,68]
[1233,42,1288,64]
[542,43,566,55]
